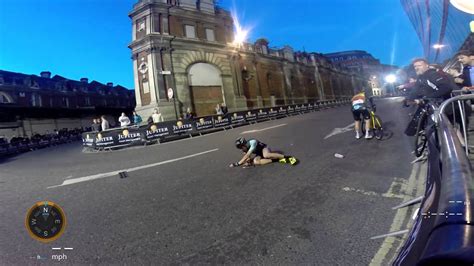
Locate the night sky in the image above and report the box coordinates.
[0,0,422,89]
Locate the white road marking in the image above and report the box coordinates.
[240,123,287,134]
[64,248,73,250]
[324,122,355,139]
[47,149,219,188]
[52,248,61,250]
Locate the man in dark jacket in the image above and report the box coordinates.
[404,58,454,137]
[407,58,453,103]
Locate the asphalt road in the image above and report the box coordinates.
[0,98,425,265]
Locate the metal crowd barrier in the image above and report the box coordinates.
[82,100,352,151]
[393,95,474,265]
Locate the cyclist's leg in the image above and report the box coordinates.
[253,156,272,165]
[262,147,284,159]
[353,110,362,138]
[363,110,372,138]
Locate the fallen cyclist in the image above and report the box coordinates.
[229,137,298,167]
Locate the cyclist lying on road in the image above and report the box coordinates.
[229,137,298,167]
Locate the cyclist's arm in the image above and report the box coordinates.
[237,140,257,165]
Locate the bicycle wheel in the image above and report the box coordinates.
[414,112,427,157]
[374,115,384,140]
[360,119,366,135]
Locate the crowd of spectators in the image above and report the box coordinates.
[400,49,474,146]
[0,128,84,157]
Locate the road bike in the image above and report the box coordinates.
[361,106,384,140]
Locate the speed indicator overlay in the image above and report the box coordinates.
[25,201,66,243]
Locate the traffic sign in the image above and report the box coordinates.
[167,88,174,100]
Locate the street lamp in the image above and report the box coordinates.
[433,44,446,49]
[385,74,396,84]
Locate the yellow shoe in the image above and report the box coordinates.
[289,157,298,165]
[279,158,287,164]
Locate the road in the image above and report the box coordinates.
[0,98,426,265]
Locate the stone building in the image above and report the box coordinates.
[0,70,135,138]
[129,0,368,118]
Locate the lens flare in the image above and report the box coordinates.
[231,11,250,47]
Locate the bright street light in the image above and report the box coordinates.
[433,44,446,49]
[385,74,396,83]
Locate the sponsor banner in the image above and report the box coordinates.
[256,108,270,120]
[94,131,117,147]
[82,132,96,148]
[287,105,296,114]
[0,145,8,155]
[268,108,278,118]
[307,103,314,110]
[244,110,258,122]
[171,120,194,135]
[295,105,302,112]
[194,116,214,131]
[230,112,246,125]
[116,127,145,145]
[145,122,172,140]
[277,106,288,116]
[213,115,230,128]
[301,104,308,112]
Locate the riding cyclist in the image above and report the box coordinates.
[351,88,375,139]
[229,137,298,167]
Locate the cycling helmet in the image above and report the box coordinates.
[235,137,246,149]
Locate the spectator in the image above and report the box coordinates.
[151,108,164,123]
[101,115,110,131]
[118,112,131,127]
[406,58,453,102]
[183,107,195,120]
[215,104,223,115]
[452,50,474,90]
[133,111,142,125]
[221,103,228,115]
[91,118,101,132]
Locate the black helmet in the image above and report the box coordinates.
[235,137,246,148]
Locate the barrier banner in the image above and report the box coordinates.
[256,108,269,120]
[244,110,258,122]
[82,132,96,148]
[213,115,230,128]
[194,116,214,131]
[307,103,314,110]
[171,120,194,135]
[94,131,118,148]
[295,105,302,112]
[268,107,278,118]
[116,127,145,145]
[230,112,246,125]
[287,105,296,114]
[301,104,308,112]
[277,106,288,116]
[145,122,172,140]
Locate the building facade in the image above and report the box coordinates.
[0,70,135,138]
[401,0,474,63]
[129,0,369,119]
[324,50,399,95]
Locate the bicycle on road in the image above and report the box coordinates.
[408,99,436,157]
[361,106,384,140]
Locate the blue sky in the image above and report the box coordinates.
[0,0,422,90]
